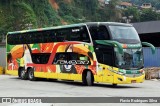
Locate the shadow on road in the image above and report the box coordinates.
[10,77,141,89]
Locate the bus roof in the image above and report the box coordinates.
[7,23,86,35]
[7,22,132,35]
[86,22,132,26]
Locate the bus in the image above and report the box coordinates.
[6,22,155,86]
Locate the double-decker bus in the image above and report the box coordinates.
[6,22,155,86]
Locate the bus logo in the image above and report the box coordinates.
[55,60,90,65]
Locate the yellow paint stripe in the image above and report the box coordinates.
[34,72,82,81]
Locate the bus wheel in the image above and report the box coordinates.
[20,68,27,80]
[86,71,94,86]
[28,68,36,81]
[18,67,24,78]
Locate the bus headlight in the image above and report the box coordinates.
[140,69,144,74]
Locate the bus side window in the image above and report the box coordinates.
[13,34,19,44]
[53,53,68,64]
[72,53,91,65]
[78,54,91,65]
[68,53,78,60]
[89,26,110,40]
[81,26,90,43]
[70,28,81,41]
[56,28,70,42]
[32,53,51,64]
[98,26,110,40]
[70,26,90,43]
[89,26,99,40]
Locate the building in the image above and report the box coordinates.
[132,21,160,67]
[141,3,152,9]
[119,2,132,9]
[98,0,110,7]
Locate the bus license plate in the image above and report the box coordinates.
[131,80,136,83]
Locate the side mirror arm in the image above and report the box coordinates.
[95,40,123,54]
[142,42,156,54]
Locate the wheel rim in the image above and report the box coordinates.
[21,70,25,78]
[86,71,93,86]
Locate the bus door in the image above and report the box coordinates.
[95,46,114,83]
[89,25,114,83]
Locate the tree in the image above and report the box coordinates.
[123,7,140,22]
[11,1,37,30]
[140,8,159,22]
[105,0,121,21]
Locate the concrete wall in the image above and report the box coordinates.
[0,47,6,67]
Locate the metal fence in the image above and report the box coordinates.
[143,47,160,67]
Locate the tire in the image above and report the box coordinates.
[82,73,87,85]
[28,68,36,81]
[20,68,28,80]
[18,67,23,78]
[86,71,93,86]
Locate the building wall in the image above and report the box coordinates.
[143,47,160,67]
[0,47,6,67]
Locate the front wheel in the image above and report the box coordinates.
[86,71,94,86]
[28,68,36,81]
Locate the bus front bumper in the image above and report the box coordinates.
[113,73,145,84]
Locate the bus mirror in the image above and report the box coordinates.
[142,42,156,54]
[95,40,123,54]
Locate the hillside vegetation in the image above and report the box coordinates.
[0,0,121,38]
[0,0,160,41]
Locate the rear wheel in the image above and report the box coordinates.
[18,67,23,78]
[28,68,36,81]
[20,68,27,80]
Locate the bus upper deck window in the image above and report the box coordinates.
[89,25,110,40]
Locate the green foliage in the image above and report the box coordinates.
[105,0,121,21]
[11,1,37,30]
[1,0,160,42]
[140,9,160,22]
[123,7,140,22]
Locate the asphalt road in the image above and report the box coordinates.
[0,75,160,106]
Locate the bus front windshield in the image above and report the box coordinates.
[109,26,141,44]
[115,48,143,70]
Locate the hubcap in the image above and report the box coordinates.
[29,71,33,79]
